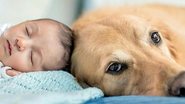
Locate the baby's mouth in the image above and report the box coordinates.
[7,40,12,55]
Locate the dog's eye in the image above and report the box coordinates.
[106,62,128,74]
[150,31,161,45]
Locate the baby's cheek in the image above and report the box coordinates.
[0,38,6,60]
[0,45,5,60]
[3,55,30,72]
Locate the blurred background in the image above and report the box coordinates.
[0,0,185,26]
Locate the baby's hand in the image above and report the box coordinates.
[0,61,21,77]
[6,69,22,76]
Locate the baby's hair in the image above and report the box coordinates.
[32,18,73,70]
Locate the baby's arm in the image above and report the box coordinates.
[0,61,21,78]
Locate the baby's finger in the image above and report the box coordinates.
[6,70,22,77]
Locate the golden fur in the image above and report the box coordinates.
[71,4,185,96]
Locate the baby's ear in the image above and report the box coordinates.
[6,69,22,77]
[78,80,91,88]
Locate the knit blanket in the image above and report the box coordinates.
[0,71,104,104]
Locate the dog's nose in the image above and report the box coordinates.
[169,72,185,96]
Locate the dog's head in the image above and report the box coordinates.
[71,15,185,96]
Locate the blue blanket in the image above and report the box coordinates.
[0,71,104,104]
[86,96,185,104]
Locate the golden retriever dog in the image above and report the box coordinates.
[71,4,185,96]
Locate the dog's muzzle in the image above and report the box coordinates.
[169,71,185,96]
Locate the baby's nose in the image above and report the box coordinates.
[15,38,27,51]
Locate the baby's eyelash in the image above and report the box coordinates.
[31,51,33,65]
[25,26,29,37]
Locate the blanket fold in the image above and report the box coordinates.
[0,71,104,104]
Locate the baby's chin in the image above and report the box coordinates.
[0,24,12,36]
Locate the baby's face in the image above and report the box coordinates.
[0,20,65,72]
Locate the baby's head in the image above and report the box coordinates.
[0,18,73,72]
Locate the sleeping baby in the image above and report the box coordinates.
[0,18,73,78]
